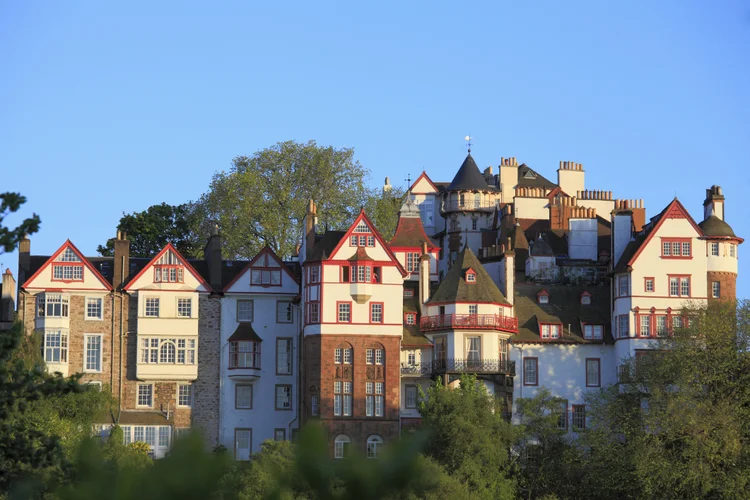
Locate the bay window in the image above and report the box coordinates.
[229,341,260,369]
[141,337,196,365]
[44,330,68,363]
[37,294,69,318]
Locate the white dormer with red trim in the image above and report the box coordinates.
[306,209,405,337]
[537,289,549,304]
[124,243,211,381]
[408,172,442,233]
[465,268,477,284]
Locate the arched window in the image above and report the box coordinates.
[159,341,176,363]
[367,435,383,459]
[334,434,350,459]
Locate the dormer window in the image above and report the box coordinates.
[465,268,476,284]
[52,247,83,282]
[580,292,591,305]
[404,289,414,298]
[537,289,549,304]
[540,323,561,339]
[154,265,184,283]
[251,269,281,286]
[405,313,416,325]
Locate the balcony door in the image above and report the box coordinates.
[434,337,447,371]
[466,336,481,368]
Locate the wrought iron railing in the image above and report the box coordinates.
[420,314,518,333]
[400,362,432,377]
[432,358,515,375]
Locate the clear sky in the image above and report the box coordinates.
[1,1,749,297]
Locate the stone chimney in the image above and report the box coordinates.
[204,225,222,291]
[557,161,585,198]
[703,185,724,221]
[112,231,130,290]
[1,269,16,322]
[418,242,430,315]
[17,235,30,291]
[498,157,518,204]
[383,177,392,193]
[304,199,318,261]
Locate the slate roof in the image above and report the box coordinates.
[529,235,554,256]
[698,215,736,238]
[447,153,496,192]
[516,164,557,189]
[228,322,263,342]
[513,283,612,344]
[428,246,510,305]
[308,231,346,262]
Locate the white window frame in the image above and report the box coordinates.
[367,435,383,459]
[177,297,192,318]
[237,300,254,322]
[145,297,160,317]
[276,338,293,375]
[275,385,292,410]
[137,383,153,408]
[712,281,720,298]
[84,334,103,373]
[405,385,417,408]
[235,384,253,409]
[44,329,68,364]
[276,301,293,323]
[85,297,103,320]
[334,435,350,459]
[710,242,719,256]
[177,383,192,408]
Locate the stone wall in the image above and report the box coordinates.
[192,295,221,447]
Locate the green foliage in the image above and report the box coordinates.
[0,192,40,254]
[97,202,203,258]
[417,375,517,499]
[198,140,372,260]
[362,186,406,241]
[0,323,99,494]
[578,300,750,500]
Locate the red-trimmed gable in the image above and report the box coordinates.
[22,240,112,290]
[223,245,300,292]
[409,171,439,194]
[328,209,408,277]
[124,243,212,292]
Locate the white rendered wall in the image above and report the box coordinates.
[514,197,549,220]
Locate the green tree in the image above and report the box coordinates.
[198,140,372,260]
[97,202,203,258]
[417,375,518,499]
[580,300,750,500]
[362,186,406,241]
[515,388,581,500]
[0,192,40,254]
[0,323,85,493]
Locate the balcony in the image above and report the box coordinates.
[400,362,432,377]
[441,200,498,213]
[420,314,518,333]
[432,358,515,376]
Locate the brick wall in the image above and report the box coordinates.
[192,295,221,448]
[707,271,737,301]
[305,334,401,452]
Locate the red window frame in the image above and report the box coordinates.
[585,358,601,387]
[523,357,539,386]
[644,277,655,293]
[539,323,562,340]
[660,238,692,259]
[404,312,416,325]
[370,302,384,324]
[403,289,415,298]
[336,301,352,323]
[51,263,84,283]
[667,274,691,297]
[307,302,320,324]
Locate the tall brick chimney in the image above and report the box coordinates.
[1,269,15,322]
[17,235,30,291]
[304,199,317,260]
[204,224,222,291]
[112,231,130,290]
[703,185,725,221]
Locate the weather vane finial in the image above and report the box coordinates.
[465,135,473,153]
[405,173,412,189]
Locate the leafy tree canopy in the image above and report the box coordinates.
[0,192,40,254]
[418,375,518,500]
[97,202,203,258]
[199,140,377,260]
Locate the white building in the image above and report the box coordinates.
[218,246,300,459]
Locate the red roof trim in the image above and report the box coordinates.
[627,199,704,268]
[327,209,408,277]
[537,289,549,296]
[409,171,439,194]
[22,240,113,290]
[223,246,300,292]
[123,243,212,292]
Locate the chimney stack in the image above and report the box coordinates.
[1,269,16,322]
[112,231,130,290]
[305,199,318,260]
[17,235,30,291]
[204,225,222,291]
[418,242,431,315]
[703,185,725,221]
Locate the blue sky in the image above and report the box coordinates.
[1,1,749,297]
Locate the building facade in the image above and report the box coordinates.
[15,150,742,457]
